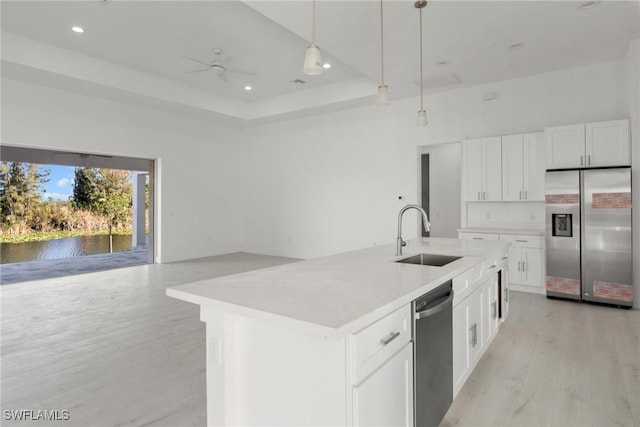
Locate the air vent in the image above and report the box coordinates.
[415,72,461,91]
[290,79,307,84]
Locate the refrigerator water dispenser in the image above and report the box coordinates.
[552,213,572,237]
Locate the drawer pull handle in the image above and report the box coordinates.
[501,256,508,260]
[515,239,528,243]
[472,237,484,240]
[379,331,401,346]
[488,264,496,270]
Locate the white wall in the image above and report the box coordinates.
[240,59,630,259]
[1,79,243,263]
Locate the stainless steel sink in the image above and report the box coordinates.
[396,253,462,267]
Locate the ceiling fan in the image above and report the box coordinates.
[183,48,255,83]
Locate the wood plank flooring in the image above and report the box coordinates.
[0,253,297,427]
[2,254,638,427]
[442,292,640,427]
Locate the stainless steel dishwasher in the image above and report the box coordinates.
[413,280,454,427]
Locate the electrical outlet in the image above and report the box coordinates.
[530,212,536,220]
[485,212,491,220]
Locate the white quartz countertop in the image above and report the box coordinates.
[167,238,509,338]
[458,227,544,236]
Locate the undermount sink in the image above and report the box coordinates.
[396,253,462,267]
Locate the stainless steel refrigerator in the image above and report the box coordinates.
[545,168,633,307]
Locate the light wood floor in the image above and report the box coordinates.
[0,253,297,427]
[1,254,639,427]
[442,292,640,427]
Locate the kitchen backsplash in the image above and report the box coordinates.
[466,202,545,230]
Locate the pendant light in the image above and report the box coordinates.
[375,0,390,104]
[416,0,428,126]
[303,0,323,75]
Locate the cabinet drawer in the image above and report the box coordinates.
[458,232,500,241]
[499,234,544,248]
[453,263,484,306]
[351,305,411,384]
[483,257,500,277]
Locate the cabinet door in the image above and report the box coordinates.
[464,140,483,201]
[501,134,524,201]
[453,300,471,398]
[523,132,545,201]
[507,247,523,285]
[484,275,499,344]
[500,267,510,320]
[585,119,630,167]
[483,137,503,201]
[353,343,414,427]
[468,286,484,367]
[522,248,544,289]
[545,124,585,169]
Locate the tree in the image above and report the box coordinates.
[0,162,50,232]
[93,169,132,229]
[72,167,100,210]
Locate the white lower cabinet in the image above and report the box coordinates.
[460,231,544,295]
[500,234,545,293]
[352,343,414,427]
[453,284,484,397]
[484,273,499,345]
[453,248,509,399]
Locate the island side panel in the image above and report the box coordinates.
[201,305,348,426]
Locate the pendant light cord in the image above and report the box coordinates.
[312,0,316,45]
[419,6,424,110]
[380,0,385,85]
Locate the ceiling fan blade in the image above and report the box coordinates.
[217,73,229,83]
[225,68,256,76]
[186,68,212,74]
[183,56,212,67]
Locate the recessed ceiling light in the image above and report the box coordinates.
[244,86,252,91]
[508,43,524,51]
[322,63,331,69]
[71,26,85,33]
[579,1,601,10]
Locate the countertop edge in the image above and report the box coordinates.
[166,240,509,339]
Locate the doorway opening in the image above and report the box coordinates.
[418,143,462,238]
[0,146,155,284]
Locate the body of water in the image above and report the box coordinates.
[1,234,134,264]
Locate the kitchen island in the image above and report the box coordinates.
[167,237,509,426]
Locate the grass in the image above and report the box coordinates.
[0,229,133,244]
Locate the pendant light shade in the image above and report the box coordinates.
[376,0,390,104]
[303,0,323,75]
[416,109,428,126]
[416,0,428,126]
[376,84,390,104]
[303,44,322,75]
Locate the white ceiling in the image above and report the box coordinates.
[1,0,639,125]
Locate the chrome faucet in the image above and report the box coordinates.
[397,204,431,256]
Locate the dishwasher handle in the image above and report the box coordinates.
[415,290,454,320]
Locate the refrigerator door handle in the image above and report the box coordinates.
[587,155,591,166]
[580,155,584,166]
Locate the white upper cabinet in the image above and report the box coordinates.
[502,132,545,201]
[545,119,630,169]
[545,124,586,169]
[463,137,502,201]
[585,119,630,167]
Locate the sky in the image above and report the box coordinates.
[41,165,75,202]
